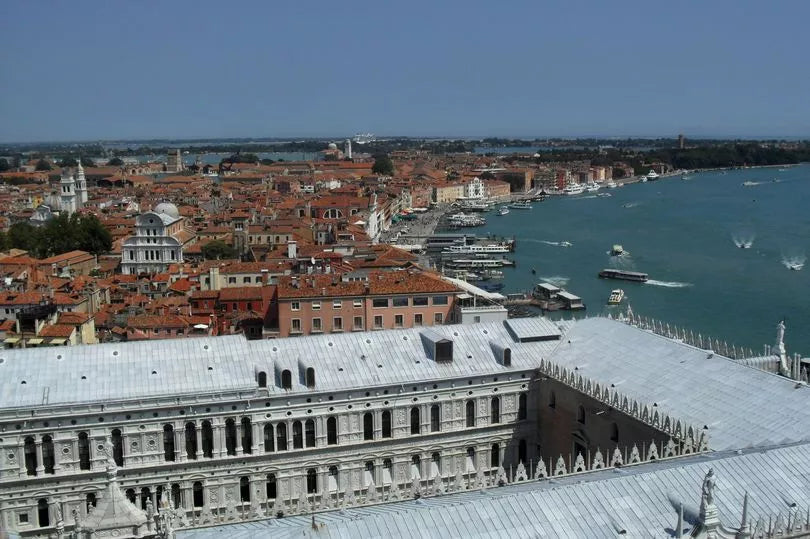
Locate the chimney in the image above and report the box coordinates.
[287,240,297,259]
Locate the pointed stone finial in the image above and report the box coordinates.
[554,455,567,476]
[611,447,623,467]
[573,452,586,472]
[591,448,604,470]
[699,468,719,528]
[739,492,750,535]
[676,502,684,538]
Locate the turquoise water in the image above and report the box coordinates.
[479,164,810,355]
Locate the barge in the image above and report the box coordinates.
[598,269,649,282]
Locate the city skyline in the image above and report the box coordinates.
[2,0,810,142]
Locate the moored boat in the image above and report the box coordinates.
[508,200,533,210]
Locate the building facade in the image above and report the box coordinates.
[121,203,193,275]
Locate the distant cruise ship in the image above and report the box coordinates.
[353,133,376,144]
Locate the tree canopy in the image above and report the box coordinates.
[35,159,52,171]
[0,158,10,172]
[201,240,237,260]
[6,213,112,258]
[107,157,124,166]
[372,154,394,176]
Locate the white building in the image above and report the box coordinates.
[59,170,77,216]
[120,203,193,275]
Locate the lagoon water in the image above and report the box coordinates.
[479,164,810,355]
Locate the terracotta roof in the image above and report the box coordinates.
[38,324,76,338]
[277,270,459,299]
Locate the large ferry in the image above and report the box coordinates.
[442,243,511,255]
[447,213,486,227]
[508,200,533,210]
[598,268,649,282]
[563,183,586,195]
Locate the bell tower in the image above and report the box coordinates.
[60,168,77,215]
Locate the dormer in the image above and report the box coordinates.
[298,359,316,389]
[420,329,453,363]
[274,362,293,390]
[489,341,512,367]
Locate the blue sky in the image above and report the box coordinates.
[1,0,808,142]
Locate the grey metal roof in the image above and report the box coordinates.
[0,319,563,410]
[545,318,810,451]
[175,441,810,539]
[503,318,562,342]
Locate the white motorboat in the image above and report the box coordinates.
[586,183,600,192]
[646,170,660,181]
[606,181,617,188]
[562,183,585,195]
[508,200,533,209]
[607,289,625,305]
[498,207,510,216]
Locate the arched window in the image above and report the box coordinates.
[225,419,237,455]
[577,405,586,424]
[431,452,441,474]
[239,476,250,502]
[305,367,315,388]
[306,468,317,493]
[192,482,204,507]
[78,432,91,470]
[518,394,527,420]
[24,436,37,476]
[185,422,197,460]
[86,493,97,512]
[264,424,274,452]
[163,423,174,462]
[126,488,137,504]
[292,420,303,449]
[490,443,500,468]
[111,428,124,467]
[267,474,277,499]
[140,487,151,511]
[518,439,527,464]
[281,370,292,390]
[241,417,253,454]
[305,419,315,447]
[328,465,339,491]
[327,417,337,445]
[503,347,512,366]
[410,407,420,435]
[37,498,49,527]
[363,412,374,440]
[430,404,440,432]
[466,400,476,428]
[466,447,476,460]
[610,422,619,443]
[171,484,181,509]
[201,421,214,458]
[41,435,55,474]
[276,423,288,451]
[369,409,385,440]
[490,397,500,424]
[258,371,267,388]
[549,391,556,409]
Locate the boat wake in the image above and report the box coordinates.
[540,276,570,287]
[732,234,755,249]
[781,255,806,271]
[526,239,573,247]
[622,202,641,209]
[645,279,693,288]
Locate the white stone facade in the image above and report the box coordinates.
[121,203,188,275]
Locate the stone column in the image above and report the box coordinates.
[17,442,26,477]
[178,425,187,462]
[182,483,193,513]
[35,440,44,475]
[196,424,204,459]
[216,423,226,458]
[235,421,243,456]
[252,422,261,454]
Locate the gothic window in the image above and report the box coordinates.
[518,439,527,464]
[258,371,267,388]
[264,424,274,452]
[281,370,292,390]
[328,465,339,491]
[225,419,237,456]
[518,394,527,420]
[78,432,91,470]
[305,419,316,447]
[192,482,204,507]
[201,421,214,458]
[24,436,37,476]
[140,487,151,511]
[502,347,512,366]
[381,410,392,438]
[126,489,137,504]
[86,493,97,512]
[41,435,55,474]
[577,405,586,424]
[305,367,316,388]
[292,421,303,449]
[466,400,475,428]
[239,477,250,502]
[491,397,501,424]
[410,407,420,435]
[171,484,181,509]
[37,498,49,527]
[491,443,500,468]
[306,468,317,493]
[431,452,441,475]
[327,417,337,445]
[185,422,197,460]
[162,424,176,461]
[430,404,440,432]
[610,423,619,443]
[549,391,556,409]
[363,412,374,440]
[267,474,277,499]
[241,417,253,454]
[111,429,124,467]
[276,423,288,450]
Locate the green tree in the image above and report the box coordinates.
[59,157,78,168]
[35,159,52,171]
[0,158,10,172]
[8,222,41,254]
[76,214,113,255]
[372,154,394,176]
[201,240,237,260]
[80,157,95,167]
[107,157,124,166]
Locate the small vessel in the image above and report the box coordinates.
[787,262,804,271]
[646,170,660,181]
[498,207,510,216]
[639,175,648,182]
[563,183,586,195]
[598,269,649,282]
[508,200,533,210]
[559,241,572,247]
[742,181,758,187]
[681,174,692,180]
[610,244,625,256]
[607,289,625,305]
[531,268,536,274]
[586,183,600,192]
[597,192,612,197]
[606,181,617,188]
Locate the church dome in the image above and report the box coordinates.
[327,142,338,150]
[153,202,180,219]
